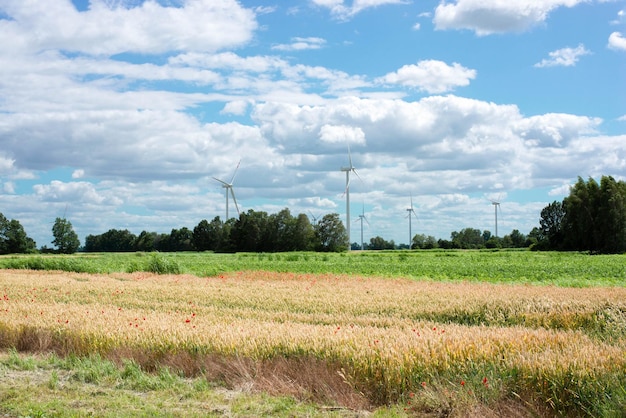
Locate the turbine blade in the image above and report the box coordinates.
[229,160,241,184]
[213,177,229,186]
[342,175,352,197]
[347,144,353,168]
[230,188,240,216]
[352,167,363,183]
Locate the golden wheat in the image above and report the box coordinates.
[1,269,625,410]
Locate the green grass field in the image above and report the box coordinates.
[0,250,625,417]
[1,249,625,286]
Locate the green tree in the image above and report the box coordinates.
[134,231,158,252]
[369,236,395,250]
[0,214,36,254]
[537,176,626,253]
[451,228,484,249]
[412,234,438,249]
[292,213,315,251]
[538,200,565,250]
[192,219,212,251]
[314,213,348,252]
[52,217,80,254]
[508,229,527,248]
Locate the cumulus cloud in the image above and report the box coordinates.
[311,0,408,20]
[608,32,626,51]
[534,44,590,67]
[433,0,584,35]
[0,0,257,56]
[319,124,366,145]
[33,180,107,204]
[272,37,326,51]
[377,60,476,93]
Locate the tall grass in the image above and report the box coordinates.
[1,269,625,415]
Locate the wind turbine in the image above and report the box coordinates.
[308,211,322,226]
[213,160,241,220]
[340,146,361,250]
[490,199,501,238]
[406,195,418,248]
[355,203,369,251]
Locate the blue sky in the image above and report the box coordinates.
[1,0,625,248]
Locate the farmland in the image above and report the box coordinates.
[0,250,625,416]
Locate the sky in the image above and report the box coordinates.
[0,0,625,249]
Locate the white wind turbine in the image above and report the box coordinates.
[340,146,362,250]
[213,160,241,220]
[490,198,501,238]
[355,203,369,251]
[406,195,418,248]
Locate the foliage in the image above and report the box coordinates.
[314,213,349,252]
[411,234,438,249]
[0,350,326,418]
[538,176,626,253]
[51,217,80,254]
[0,213,37,254]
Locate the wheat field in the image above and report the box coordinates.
[1,269,625,416]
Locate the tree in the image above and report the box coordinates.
[192,220,212,251]
[538,201,565,250]
[0,214,36,254]
[537,176,626,253]
[52,217,80,254]
[451,228,484,249]
[412,234,438,249]
[368,236,395,250]
[314,213,348,252]
[508,229,527,248]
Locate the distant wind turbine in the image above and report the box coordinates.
[355,203,369,251]
[340,145,362,250]
[308,211,322,225]
[490,199,501,238]
[213,160,241,220]
[406,195,418,248]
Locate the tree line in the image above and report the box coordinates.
[84,209,349,253]
[534,175,626,253]
[1,175,624,255]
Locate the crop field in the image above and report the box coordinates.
[0,251,625,417]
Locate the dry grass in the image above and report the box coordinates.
[1,269,625,415]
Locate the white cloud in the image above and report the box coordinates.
[319,124,366,144]
[33,180,107,205]
[72,169,85,179]
[608,32,626,51]
[221,100,251,116]
[534,44,590,67]
[377,60,476,94]
[272,37,326,51]
[0,0,257,56]
[434,0,584,35]
[311,0,408,20]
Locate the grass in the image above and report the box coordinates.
[1,250,626,286]
[1,267,625,416]
[0,349,358,417]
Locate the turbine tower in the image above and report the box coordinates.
[406,195,418,248]
[355,203,369,251]
[490,199,501,237]
[213,160,241,220]
[340,146,361,250]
